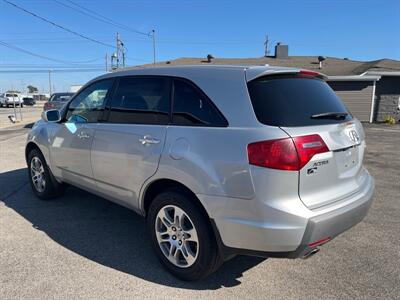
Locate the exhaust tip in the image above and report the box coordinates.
[302,248,320,259]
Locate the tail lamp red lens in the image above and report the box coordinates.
[247,134,329,171]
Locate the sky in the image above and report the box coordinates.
[0,0,399,93]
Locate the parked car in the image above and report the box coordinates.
[0,93,23,107]
[0,94,7,107]
[23,96,36,106]
[43,92,74,111]
[26,66,375,281]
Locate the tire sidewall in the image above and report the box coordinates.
[148,190,217,281]
[27,148,59,199]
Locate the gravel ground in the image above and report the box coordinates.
[0,123,399,299]
[0,102,46,128]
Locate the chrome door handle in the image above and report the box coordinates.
[77,131,90,139]
[139,135,160,145]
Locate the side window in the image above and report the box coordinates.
[172,79,227,127]
[66,79,113,123]
[108,77,170,125]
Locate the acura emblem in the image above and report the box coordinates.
[348,129,360,143]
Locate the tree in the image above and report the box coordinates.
[27,85,38,93]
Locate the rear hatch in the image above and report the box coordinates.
[247,71,368,209]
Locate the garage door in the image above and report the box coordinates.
[328,81,374,122]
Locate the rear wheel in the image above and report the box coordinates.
[147,188,222,281]
[27,148,65,200]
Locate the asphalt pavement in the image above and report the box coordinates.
[0,123,399,299]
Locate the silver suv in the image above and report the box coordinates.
[26,66,374,280]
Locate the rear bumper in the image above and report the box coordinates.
[287,175,374,258]
[207,172,374,259]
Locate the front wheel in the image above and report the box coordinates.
[27,148,65,200]
[147,189,222,281]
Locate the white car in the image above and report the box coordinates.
[0,93,23,107]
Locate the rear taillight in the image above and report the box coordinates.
[292,135,329,169]
[247,138,298,170]
[247,134,329,171]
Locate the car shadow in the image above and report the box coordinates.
[0,168,266,290]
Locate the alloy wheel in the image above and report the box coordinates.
[30,156,46,193]
[155,205,199,268]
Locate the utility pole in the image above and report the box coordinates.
[48,70,52,96]
[115,33,120,69]
[105,53,108,72]
[113,32,126,69]
[152,29,156,65]
[109,33,128,70]
[264,34,270,57]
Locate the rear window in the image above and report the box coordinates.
[50,94,73,102]
[247,76,352,127]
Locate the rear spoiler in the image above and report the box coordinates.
[245,67,328,82]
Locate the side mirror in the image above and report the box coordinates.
[42,109,61,122]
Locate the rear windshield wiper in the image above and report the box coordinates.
[310,112,348,120]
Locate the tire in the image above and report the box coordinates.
[21,104,24,108]
[147,188,223,281]
[27,148,65,200]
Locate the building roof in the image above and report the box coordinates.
[132,56,400,76]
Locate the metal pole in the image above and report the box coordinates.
[122,50,125,68]
[18,81,23,120]
[105,53,108,72]
[116,32,120,69]
[152,29,156,65]
[11,85,17,121]
[18,95,23,121]
[48,70,52,96]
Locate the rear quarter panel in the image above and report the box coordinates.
[140,125,290,211]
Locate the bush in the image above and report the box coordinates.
[383,115,396,124]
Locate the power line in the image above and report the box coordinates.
[63,0,151,37]
[0,64,104,69]
[52,0,151,37]
[2,0,115,48]
[0,40,151,66]
[0,68,105,74]
[0,40,104,65]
